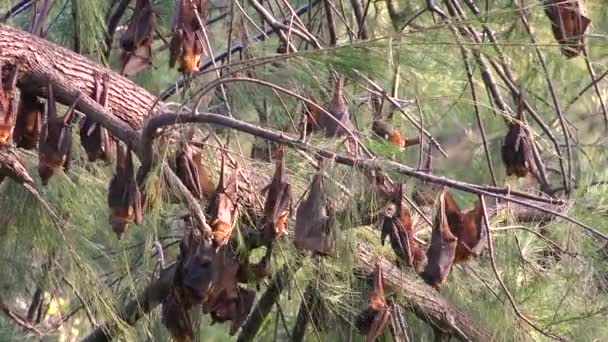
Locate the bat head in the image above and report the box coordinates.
[38,163,55,186]
[109,206,134,238]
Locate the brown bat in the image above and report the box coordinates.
[355,263,392,342]
[262,146,292,238]
[0,59,20,146]
[380,183,425,271]
[412,148,440,207]
[544,0,591,58]
[420,191,458,290]
[442,193,485,264]
[14,90,44,150]
[119,0,156,76]
[206,154,238,247]
[169,0,206,73]
[174,141,202,200]
[501,94,536,179]
[372,121,420,150]
[107,143,143,238]
[80,72,115,162]
[294,168,334,255]
[161,292,195,342]
[318,74,354,137]
[191,151,216,198]
[174,226,215,305]
[38,84,80,185]
[203,246,255,335]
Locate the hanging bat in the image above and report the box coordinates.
[302,100,321,135]
[0,59,20,146]
[380,183,425,271]
[38,84,80,185]
[372,121,420,150]
[119,0,156,76]
[318,74,354,137]
[161,292,195,342]
[107,143,143,238]
[206,153,238,247]
[80,72,115,162]
[14,90,44,150]
[442,193,486,264]
[501,94,536,179]
[294,168,334,255]
[262,145,292,238]
[412,148,440,207]
[420,191,458,290]
[355,263,392,342]
[203,246,255,335]
[174,141,202,200]
[174,226,215,305]
[544,0,591,58]
[169,0,206,73]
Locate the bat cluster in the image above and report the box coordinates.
[169,0,207,73]
[544,0,591,58]
[355,264,392,342]
[119,0,156,76]
[107,144,143,238]
[80,72,115,163]
[261,146,292,239]
[294,166,334,255]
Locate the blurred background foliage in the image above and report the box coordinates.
[0,0,607,341]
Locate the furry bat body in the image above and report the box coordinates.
[207,154,238,247]
[120,0,156,75]
[262,146,292,238]
[0,59,20,146]
[107,144,143,237]
[501,95,536,178]
[80,72,115,162]
[14,90,44,150]
[544,0,591,58]
[443,193,486,264]
[355,264,391,342]
[38,84,79,185]
[169,0,206,73]
[174,141,202,199]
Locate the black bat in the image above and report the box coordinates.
[107,143,143,238]
[119,0,156,76]
[80,72,115,162]
[38,84,79,185]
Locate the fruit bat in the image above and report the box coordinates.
[412,149,440,207]
[0,59,19,146]
[169,0,206,73]
[501,94,536,178]
[294,168,334,255]
[161,292,195,342]
[203,246,255,335]
[262,146,292,238]
[14,90,44,150]
[119,0,156,76]
[80,72,115,162]
[544,0,591,58]
[107,144,143,238]
[355,263,392,342]
[174,227,215,305]
[206,154,238,247]
[318,74,353,137]
[372,121,420,150]
[380,183,425,271]
[38,84,79,185]
[420,191,458,290]
[442,192,486,264]
[302,100,321,135]
[174,141,202,200]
